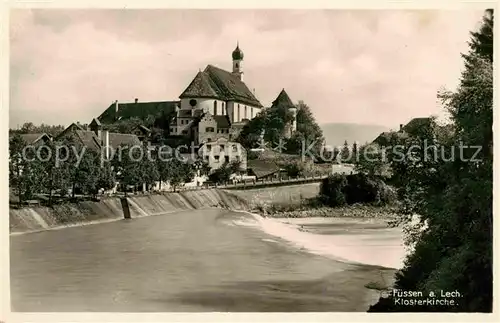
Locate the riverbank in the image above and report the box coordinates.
[259,204,399,219]
[10,183,399,235]
[9,189,250,234]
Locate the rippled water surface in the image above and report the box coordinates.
[10,209,403,312]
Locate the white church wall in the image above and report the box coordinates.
[180,98,228,116]
[227,101,235,122]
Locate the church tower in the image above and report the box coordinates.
[232,42,244,81]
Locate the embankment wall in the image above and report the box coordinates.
[10,183,322,234]
[9,189,250,234]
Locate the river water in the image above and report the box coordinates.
[10,209,405,312]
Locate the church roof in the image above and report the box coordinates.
[179,71,219,99]
[271,89,294,108]
[98,100,179,124]
[179,65,262,107]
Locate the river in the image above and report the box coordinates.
[10,208,405,312]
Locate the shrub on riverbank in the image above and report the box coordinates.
[261,203,399,219]
[319,173,396,207]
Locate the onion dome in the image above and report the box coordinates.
[232,43,244,60]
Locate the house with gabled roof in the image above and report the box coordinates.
[17,133,52,146]
[56,118,142,156]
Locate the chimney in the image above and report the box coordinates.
[115,100,119,113]
[90,118,102,140]
[399,124,404,131]
[135,98,138,104]
[103,130,110,159]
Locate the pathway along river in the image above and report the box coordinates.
[10,209,405,312]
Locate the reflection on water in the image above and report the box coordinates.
[10,209,402,312]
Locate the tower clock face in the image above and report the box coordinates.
[189,99,197,107]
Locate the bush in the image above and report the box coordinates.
[319,173,395,207]
[208,164,232,184]
[283,161,305,178]
[319,174,347,207]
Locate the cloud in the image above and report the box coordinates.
[9,9,484,128]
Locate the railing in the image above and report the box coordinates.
[13,174,334,204]
[199,174,328,191]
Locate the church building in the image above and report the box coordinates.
[170,43,263,144]
[93,43,298,173]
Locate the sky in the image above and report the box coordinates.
[10,9,485,129]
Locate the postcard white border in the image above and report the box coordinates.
[1,1,499,322]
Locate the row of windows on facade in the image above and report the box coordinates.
[170,127,229,134]
[214,102,254,120]
[205,127,229,133]
[205,144,238,152]
[188,100,254,119]
[204,155,240,163]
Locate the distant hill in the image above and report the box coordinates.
[320,123,392,148]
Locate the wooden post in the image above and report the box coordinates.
[120,197,131,219]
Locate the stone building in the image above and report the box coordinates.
[197,137,247,172]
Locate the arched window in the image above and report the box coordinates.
[237,104,240,121]
[214,101,217,115]
[222,102,225,115]
[244,106,247,119]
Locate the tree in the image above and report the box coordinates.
[285,131,305,154]
[352,141,359,163]
[228,159,243,174]
[113,145,143,194]
[39,139,71,204]
[467,9,493,63]
[193,158,211,177]
[167,158,195,192]
[138,143,159,191]
[340,140,351,163]
[15,122,65,137]
[296,101,324,151]
[237,100,323,156]
[9,134,44,204]
[62,137,101,198]
[370,9,493,312]
[97,162,116,194]
[19,122,35,134]
[283,161,305,178]
[208,163,232,184]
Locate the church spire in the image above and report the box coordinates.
[232,42,244,81]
